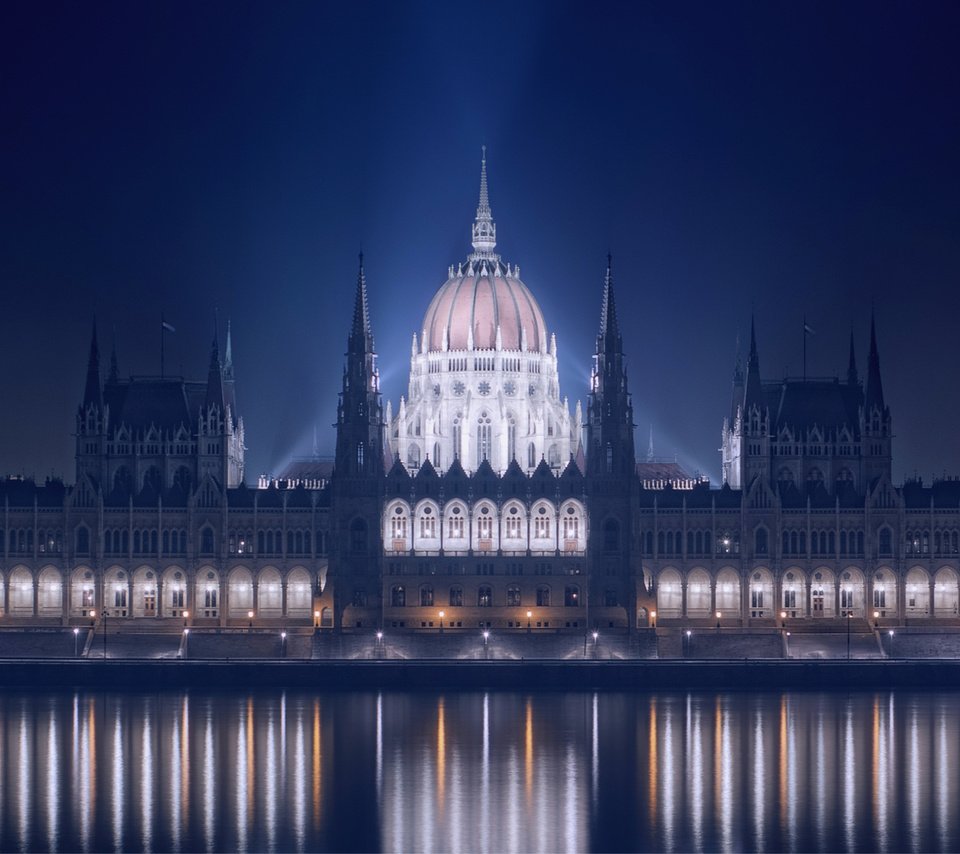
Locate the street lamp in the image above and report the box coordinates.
[650,610,657,629]
[592,630,599,648]
[873,610,880,629]
[248,610,254,632]
[439,610,445,634]
[314,609,320,629]
[483,629,490,659]
[103,607,108,659]
[684,628,692,658]
[780,610,787,630]
[888,628,895,658]
[73,626,80,657]
[527,610,533,633]
[281,630,287,657]
[715,610,722,630]
[183,626,189,659]
[183,609,189,628]
[847,612,852,660]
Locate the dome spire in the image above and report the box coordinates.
[470,146,498,260]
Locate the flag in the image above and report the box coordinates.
[162,320,176,333]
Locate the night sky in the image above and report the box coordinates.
[2,2,958,484]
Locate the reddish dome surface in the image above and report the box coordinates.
[421,271,548,352]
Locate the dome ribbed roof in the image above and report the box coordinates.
[421,269,547,352]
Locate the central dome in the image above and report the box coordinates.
[421,267,547,352]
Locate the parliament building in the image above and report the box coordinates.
[2,155,958,634]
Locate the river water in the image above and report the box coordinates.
[0,688,957,852]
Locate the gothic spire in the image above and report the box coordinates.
[847,328,858,387]
[744,315,764,410]
[470,147,497,259]
[205,331,224,409]
[223,319,234,382]
[865,313,885,412]
[351,253,374,351]
[598,253,620,349]
[82,319,102,408]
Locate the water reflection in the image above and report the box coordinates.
[0,689,958,851]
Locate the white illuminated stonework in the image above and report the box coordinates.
[386,152,580,474]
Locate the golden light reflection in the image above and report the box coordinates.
[648,697,657,825]
[437,697,446,809]
[524,698,533,807]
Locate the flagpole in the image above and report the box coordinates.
[803,315,806,381]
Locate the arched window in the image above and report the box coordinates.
[536,585,551,607]
[420,585,434,607]
[878,527,893,557]
[350,518,368,553]
[391,506,408,540]
[505,506,523,539]
[477,585,492,607]
[507,417,516,462]
[419,506,437,538]
[143,466,161,493]
[391,585,405,607]
[447,506,464,539]
[407,444,420,469]
[755,527,768,555]
[200,527,215,555]
[173,466,192,494]
[76,526,90,555]
[506,585,521,606]
[528,442,536,468]
[449,586,463,607]
[476,412,492,465]
[564,585,580,607]
[534,506,551,539]
[113,466,132,495]
[433,442,441,469]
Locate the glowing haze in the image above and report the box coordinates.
[1,3,958,484]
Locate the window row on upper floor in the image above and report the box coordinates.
[383,499,587,555]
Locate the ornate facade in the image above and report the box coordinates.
[1,154,959,632]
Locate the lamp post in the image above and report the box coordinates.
[526,610,532,633]
[592,630,599,652]
[183,609,189,628]
[376,630,383,658]
[847,612,852,660]
[183,626,189,659]
[684,628,692,658]
[650,610,657,629]
[888,628,895,658]
[715,610,722,631]
[873,610,880,629]
[248,610,254,632]
[780,610,787,637]
[314,609,320,630]
[103,608,107,659]
[281,630,287,657]
[483,629,489,659]
[439,610,445,635]
[74,626,80,657]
